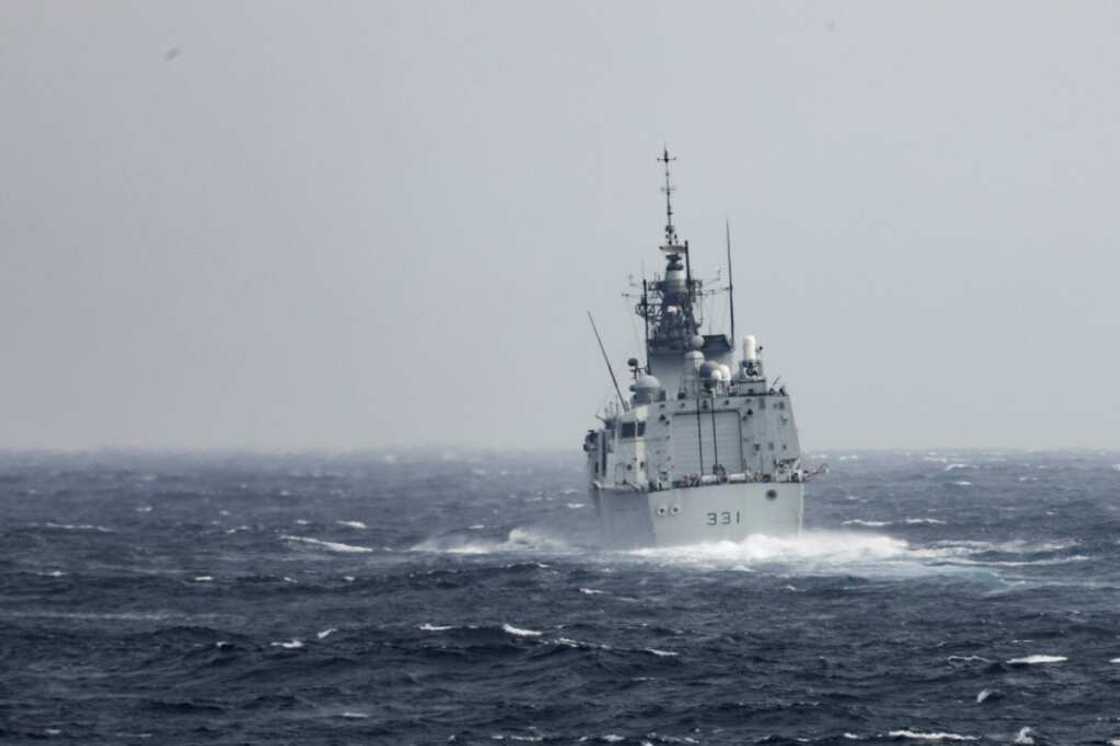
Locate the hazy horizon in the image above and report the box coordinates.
[4,2,1119,452]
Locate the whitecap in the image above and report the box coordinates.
[295,519,310,525]
[888,730,978,741]
[627,531,913,571]
[193,576,213,582]
[502,623,542,637]
[904,518,947,525]
[44,570,65,578]
[566,503,587,509]
[1013,727,1036,745]
[555,637,611,651]
[317,628,336,640]
[947,655,990,664]
[419,623,453,632]
[410,527,570,555]
[975,688,993,703]
[339,711,369,719]
[270,640,303,649]
[282,577,296,583]
[469,524,486,530]
[136,506,153,513]
[944,463,972,471]
[843,519,891,527]
[44,522,111,532]
[336,520,367,529]
[1111,657,1120,663]
[343,575,356,582]
[951,480,972,487]
[644,648,678,657]
[1007,654,1066,664]
[281,535,373,554]
[579,588,606,595]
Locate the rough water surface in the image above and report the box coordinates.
[1,450,1119,744]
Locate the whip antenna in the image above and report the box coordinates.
[587,311,627,410]
[726,219,736,344]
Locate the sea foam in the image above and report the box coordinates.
[1007,654,1067,665]
[281,535,374,554]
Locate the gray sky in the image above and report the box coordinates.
[3,1,1119,451]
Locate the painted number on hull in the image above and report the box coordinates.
[706,511,741,526]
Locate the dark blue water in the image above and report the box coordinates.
[2,451,1119,744]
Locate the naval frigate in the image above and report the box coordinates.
[582,149,820,548]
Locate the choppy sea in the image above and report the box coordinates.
[2,450,1119,744]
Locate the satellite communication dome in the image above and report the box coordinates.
[631,373,663,403]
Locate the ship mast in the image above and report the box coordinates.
[658,147,678,247]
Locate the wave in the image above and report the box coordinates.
[502,623,542,637]
[410,527,571,555]
[842,518,947,528]
[1007,654,1066,664]
[618,530,1094,580]
[644,647,679,657]
[888,729,978,741]
[947,655,990,664]
[280,535,374,554]
[43,522,112,532]
[625,531,914,571]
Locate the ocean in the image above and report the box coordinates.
[1,450,1118,744]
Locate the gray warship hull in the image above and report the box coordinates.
[593,482,803,548]
[580,149,818,549]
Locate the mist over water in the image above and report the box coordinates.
[2,450,1120,743]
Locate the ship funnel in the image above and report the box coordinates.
[743,335,759,362]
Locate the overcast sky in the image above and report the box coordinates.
[2,2,1119,452]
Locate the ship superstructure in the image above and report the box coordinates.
[582,149,817,547]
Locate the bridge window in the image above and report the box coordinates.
[619,422,646,439]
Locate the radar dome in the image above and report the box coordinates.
[631,374,663,403]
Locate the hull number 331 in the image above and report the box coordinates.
[706,511,742,526]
